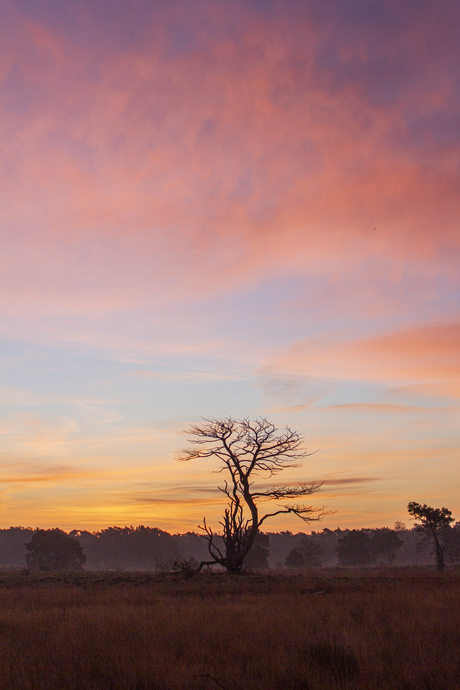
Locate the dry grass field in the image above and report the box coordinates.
[0,568,458,690]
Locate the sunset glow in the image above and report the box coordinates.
[1,0,459,532]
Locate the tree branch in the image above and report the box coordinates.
[258,504,331,527]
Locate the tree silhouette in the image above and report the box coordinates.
[407,502,454,571]
[285,546,306,568]
[444,523,460,565]
[370,528,403,564]
[25,529,86,571]
[285,534,324,568]
[179,417,327,573]
[244,532,270,570]
[337,530,374,567]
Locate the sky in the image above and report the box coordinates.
[0,0,459,533]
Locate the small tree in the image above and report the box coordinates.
[337,530,374,567]
[370,528,403,565]
[285,535,323,568]
[179,417,327,573]
[407,502,455,571]
[244,532,270,570]
[285,547,305,568]
[301,534,324,567]
[25,529,86,571]
[444,523,460,565]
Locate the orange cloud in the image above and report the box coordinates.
[265,323,460,396]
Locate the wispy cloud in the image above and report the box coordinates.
[0,387,45,407]
[0,463,98,485]
[131,370,246,383]
[265,322,460,397]
[321,477,381,486]
[323,403,456,414]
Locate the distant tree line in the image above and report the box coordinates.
[277,522,460,570]
[1,521,460,572]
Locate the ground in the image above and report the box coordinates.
[0,568,458,689]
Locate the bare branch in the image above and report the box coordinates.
[251,481,323,500]
[177,417,328,573]
[197,517,224,561]
[258,504,332,527]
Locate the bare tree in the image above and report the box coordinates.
[178,417,327,573]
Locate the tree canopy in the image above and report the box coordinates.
[407,502,455,571]
[24,529,86,572]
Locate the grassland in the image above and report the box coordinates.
[0,568,458,689]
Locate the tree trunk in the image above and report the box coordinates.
[433,532,444,571]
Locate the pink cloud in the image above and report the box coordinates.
[0,0,458,325]
[266,323,460,396]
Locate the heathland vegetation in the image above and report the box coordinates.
[0,569,458,689]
